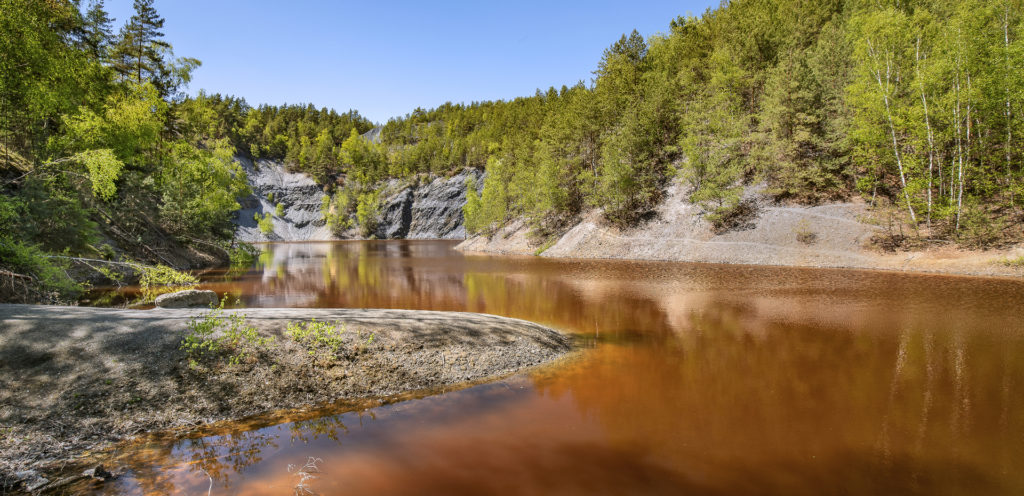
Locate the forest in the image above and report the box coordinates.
[1,0,1022,301]
[209,0,1022,246]
[369,0,1024,245]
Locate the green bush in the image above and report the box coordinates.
[138,264,198,303]
[180,303,275,367]
[999,256,1024,268]
[286,319,346,362]
[322,187,355,235]
[257,212,274,234]
[0,238,83,302]
[228,242,260,268]
[355,190,381,237]
[275,202,285,217]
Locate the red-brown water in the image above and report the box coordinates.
[91,240,1024,495]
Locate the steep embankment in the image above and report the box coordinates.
[376,170,482,240]
[234,157,332,242]
[232,158,481,242]
[458,184,1024,278]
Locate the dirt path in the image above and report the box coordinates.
[0,305,572,492]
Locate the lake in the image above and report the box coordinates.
[91,240,1024,495]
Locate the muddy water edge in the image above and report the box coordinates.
[81,240,1024,495]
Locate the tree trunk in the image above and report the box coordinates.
[916,37,935,229]
[869,39,917,224]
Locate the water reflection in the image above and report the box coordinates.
[90,241,1024,495]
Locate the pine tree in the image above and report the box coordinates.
[110,0,169,87]
[81,0,115,61]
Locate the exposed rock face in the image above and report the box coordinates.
[233,157,332,242]
[376,170,482,240]
[154,289,218,308]
[378,188,414,239]
[231,156,480,242]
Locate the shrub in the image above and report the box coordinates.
[228,242,260,268]
[258,212,274,234]
[138,264,198,303]
[322,189,354,235]
[0,238,83,303]
[286,319,346,362]
[999,256,1024,268]
[180,303,274,367]
[355,190,381,237]
[794,220,818,245]
[275,202,285,217]
[704,198,757,234]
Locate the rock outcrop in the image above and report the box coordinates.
[375,170,482,240]
[154,289,218,308]
[233,157,332,242]
[231,156,481,242]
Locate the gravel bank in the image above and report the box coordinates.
[458,184,1024,279]
[0,305,571,491]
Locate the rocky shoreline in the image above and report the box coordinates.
[0,305,572,493]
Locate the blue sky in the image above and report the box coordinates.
[101,1,717,123]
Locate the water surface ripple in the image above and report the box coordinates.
[93,240,1024,495]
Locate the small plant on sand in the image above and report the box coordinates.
[286,319,346,360]
[794,219,818,245]
[181,301,274,367]
[998,256,1024,268]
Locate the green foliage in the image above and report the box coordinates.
[286,319,346,360]
[275,202,285,217]
[62,82,165,166]
[137,264,197,302]
[462,176,484,234]
[321,190,352,235]
[158,139,251,237]
[0,238,83,302]
[228,242,259,268]
[181,303,274,367]
[355,190,381,237]
[340,128,387,183]
[257,212,274,235]
[72,149,123,200]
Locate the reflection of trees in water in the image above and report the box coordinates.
[180,430,279,487]
[287,414,356,446]
[534,296,1024,494]
[129,241,1024,493]
[106,412,367,493]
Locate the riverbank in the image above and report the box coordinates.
[0,305,571,492]
[457,184,1024,279]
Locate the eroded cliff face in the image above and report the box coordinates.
[233,157,332,242]
[232,157,481,242]
[375,170,482,240]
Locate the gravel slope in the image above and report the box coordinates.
[458,183,1024,278]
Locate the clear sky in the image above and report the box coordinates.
[101,1,717,124]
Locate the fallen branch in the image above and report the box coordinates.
[0,269,32,281]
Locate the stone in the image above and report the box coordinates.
[14,470,48,492]
[154,290,218,309]
[83,464,113,480]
